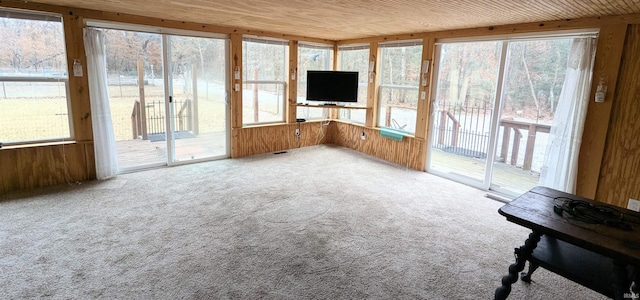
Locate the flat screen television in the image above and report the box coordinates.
[306,71,358,103]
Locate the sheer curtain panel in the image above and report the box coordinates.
[83,28,118,179]
[539,37,597,193]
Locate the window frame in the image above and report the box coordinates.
[296,42,335,120]
[241,36,289,126]
[376,40,423,134]
[337,44,370,124]
[0,9,73,147]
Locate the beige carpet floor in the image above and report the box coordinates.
[0,145,607,299]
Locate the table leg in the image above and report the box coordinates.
[520,261,539,283]
[494,231,542,300]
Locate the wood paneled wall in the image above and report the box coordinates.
[231,122,332,158]
[329,122,427,171]
[0,142,95,195]
[231,121,427,171]
[575,24,628,199]
[595,24,640,208]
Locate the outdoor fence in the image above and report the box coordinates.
[432,102,493,158]
[131,99,193,139]
[432,101,551,172]
[379,84,419,133]
[242,81,286,124]
[497,119,550,171]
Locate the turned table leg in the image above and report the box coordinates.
[494,231,542,300]
[520,261,539,283]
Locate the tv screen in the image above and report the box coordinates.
[306,71,358,103]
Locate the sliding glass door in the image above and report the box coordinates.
[427,33,597,197]
[102,25,229,172]
[428,41,504,184]
[165,35,228,163]
[491,38,573,195]
[104,30,167,170]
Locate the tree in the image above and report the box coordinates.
[380,44,422,107]
[0,18,66,75]
[438,42,501,109]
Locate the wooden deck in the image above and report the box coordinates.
[115,131,227,170]
[430,148,539,196]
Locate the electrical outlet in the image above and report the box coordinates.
[295,129,300,138]
[628,198,640,212]
[360,131,366,140]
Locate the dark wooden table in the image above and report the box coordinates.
[494,186,640,300]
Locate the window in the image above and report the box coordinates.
[242,37,288,125]
[377,41,422,134]
[297,43,334,120]
[0,9,71,145]
[338,44,369,124]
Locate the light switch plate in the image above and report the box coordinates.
[628,198,640,212]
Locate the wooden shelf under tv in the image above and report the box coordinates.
[295,103,369,109]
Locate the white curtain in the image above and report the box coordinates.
[539,37,597,193]
[83,28,118,179]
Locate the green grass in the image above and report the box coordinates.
[0,82,227,143]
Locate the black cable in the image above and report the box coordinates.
[553,197,636,231]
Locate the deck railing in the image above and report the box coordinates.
[498,119,550,171]
[130,99,193,139]
[432,102,551,171]
[131,100,143,140]
[376,85,549,172]
[176,99,193,132]
[379,84,419,132]
[432,102,492,158]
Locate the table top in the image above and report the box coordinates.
[499,186,640,266]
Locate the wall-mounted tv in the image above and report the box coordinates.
[306,71,358,103]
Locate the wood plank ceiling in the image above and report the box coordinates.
[22,0,640,40]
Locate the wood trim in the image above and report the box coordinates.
[287,40,299,123]
[83,141,96,179]
[338,32,428,46]
[63,14,93,142]
[575,24,628,199]
[230,33,243,130]
[414,37,435,140]
[333,44,339,70]
[365,42,380,128]
[330,43,340,119]
[428,16,620,40]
